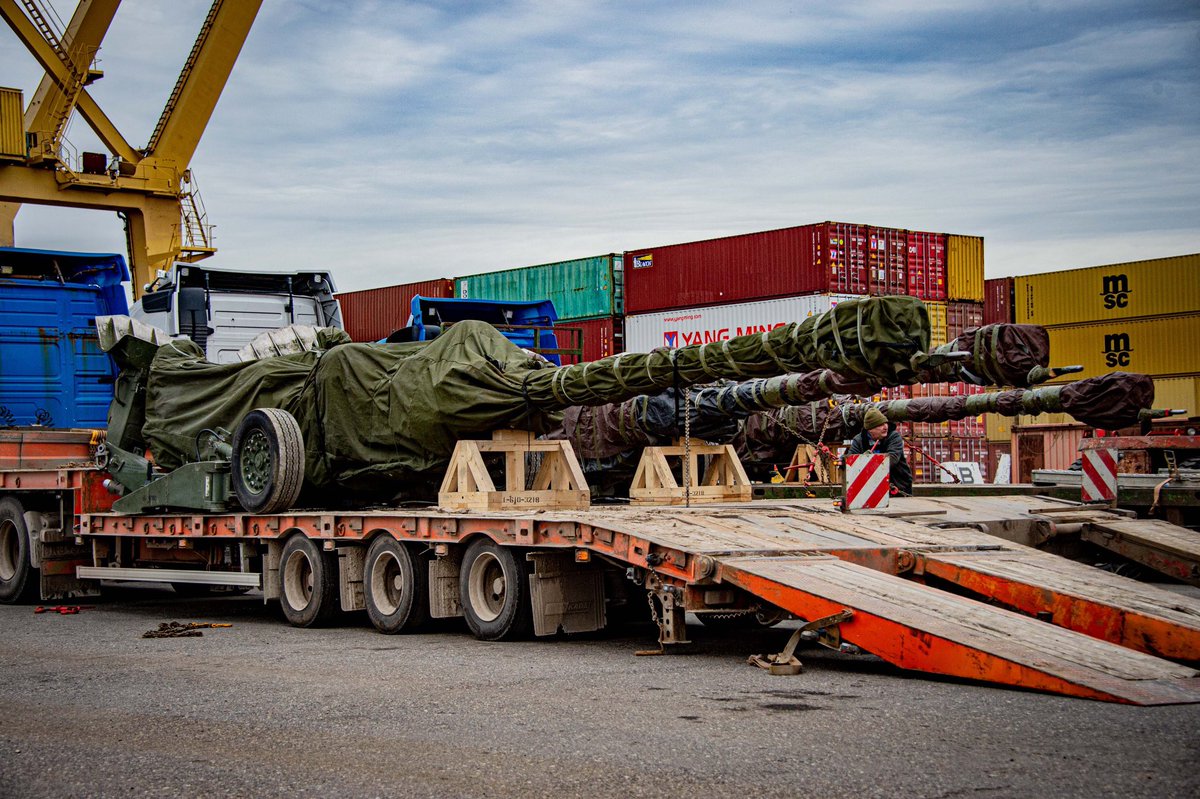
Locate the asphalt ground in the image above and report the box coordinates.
[1,585,1197,799]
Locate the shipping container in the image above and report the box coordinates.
[911,436,990,484]
[557,315,624,364]
[906,231,947,301]
[455,254,622,321]
[0,87,24,159]
[337,279,454,342]
[986,441,1012,484]
[624,223,965,314]
[869,385,911,403]
[624,293,859,352]
[984,277,1014,325]
[1014,253,1200,327]
[908,436,952,484]
[623,223,870,315]
[986,412,1015,443]
[0,247,129,428]
[924,300,948,349]
[946,301,984,342]
[946,235,985,301]
[1151,375,1200,418]
[868,227,908,295]
[1012,424,1086,482]
[1044,313,1200,380]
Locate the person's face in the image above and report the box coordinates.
[868,423,889,440]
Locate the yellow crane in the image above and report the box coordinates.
[0,0,261,297]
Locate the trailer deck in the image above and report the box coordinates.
[79,497,1200,705]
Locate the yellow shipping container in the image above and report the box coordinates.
[1152,375,1200,418]
[1047,313,1200,380]
[0,87,25,159]
[1014,253,1200,326]
[985,413,1014,442]
[924,300,947,348]
[946,235,984,302]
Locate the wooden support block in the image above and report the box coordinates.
[629,443,752,506]
[439,431,590,511]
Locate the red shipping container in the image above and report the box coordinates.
[557,315,623,365]
[623,222,874,315]
[906,231,947,300]
[984,277,1014,325]
[946,301,984,342]
[908,436,952,483]
[868,227,908,295]
[337,279,454,342]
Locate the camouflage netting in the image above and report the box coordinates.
[107,295,932,502]
[733,372,1157,465]
[921,324,1052,387]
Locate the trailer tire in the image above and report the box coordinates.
[0,497,38,603]
[232,408,305,514]
[459,539,532,641]
[278,535,339,627]
[364,536,429,634]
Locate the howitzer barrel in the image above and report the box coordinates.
[524,295,930,408]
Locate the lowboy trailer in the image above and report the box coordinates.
[4,428,1200,706]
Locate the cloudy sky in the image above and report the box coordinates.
[3,1,1198,293]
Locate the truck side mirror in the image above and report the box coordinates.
[139,289,173,314]
[177,286,213,351]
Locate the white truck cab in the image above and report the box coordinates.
[130,263,342,363]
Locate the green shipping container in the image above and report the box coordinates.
[454,254,623,321]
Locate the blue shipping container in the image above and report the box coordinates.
[0,247,130,428]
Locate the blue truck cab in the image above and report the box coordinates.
[0,247,130,429]
[399,296,571,365]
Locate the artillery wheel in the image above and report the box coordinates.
[0,497,38,603]
[279,535,339,627]
[232,408,304,514]
[459,539,532,641]
[364,536,430,634]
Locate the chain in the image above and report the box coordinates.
[683,386,692,507]
[773,398,842,486]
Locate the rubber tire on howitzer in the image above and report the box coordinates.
[459,539,532,641]
[364,536,430,634]
[232,408,304,514]
[0,497,39,603]
[278,535,340,627]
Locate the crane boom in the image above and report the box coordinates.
[0,0,263,296]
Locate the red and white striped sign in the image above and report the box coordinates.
[843,454,890,512]
[1081,448,1118,502]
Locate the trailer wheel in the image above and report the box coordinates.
[459,539,532,641]
[232,408,305,514]
[0,497,38,603]
[278,535,339,627]
[364,536,430,634]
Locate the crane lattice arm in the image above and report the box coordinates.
[0,0,262,296]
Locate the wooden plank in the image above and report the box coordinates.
[1082,521,1200,587]
[920,548,1200,662]
[718,555,1200,705]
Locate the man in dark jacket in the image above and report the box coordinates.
[846,407,913,496]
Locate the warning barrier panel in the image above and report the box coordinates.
[1082,448,1118,502]
[844,454,890,511]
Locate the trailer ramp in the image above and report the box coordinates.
[717,554,1200,705]
[563,502,1200,704]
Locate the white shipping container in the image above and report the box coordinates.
[624,294,859,352]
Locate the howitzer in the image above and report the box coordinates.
[95,295,933,510]
[735,372,1179,466]
[560,372,1174,469]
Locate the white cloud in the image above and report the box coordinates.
[2,0,1196,291]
